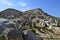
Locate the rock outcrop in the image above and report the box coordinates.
[22,30,40,40]
[2,28,23,40]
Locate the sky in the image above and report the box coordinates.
[0,0,60,17]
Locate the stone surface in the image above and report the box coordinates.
[23,30,40,40]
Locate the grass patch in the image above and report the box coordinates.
[0,37,2,40]
[25,24,30,29]
[46,28,54,33]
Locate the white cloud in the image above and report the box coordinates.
[22,7,31,11]
[18,2,27,7]
[18,2,31,11]
[1,0,13,6]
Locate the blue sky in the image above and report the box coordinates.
[0,0,60,17]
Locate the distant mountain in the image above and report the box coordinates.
[21,8,58,20]
[0,8,22,19]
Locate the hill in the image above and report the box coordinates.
[0,8,22,19]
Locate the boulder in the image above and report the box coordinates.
[8,29,23,40]
[23,30,40,40]
[2,28,23,40]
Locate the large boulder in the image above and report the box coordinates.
[2,28,23,40]
[23,30,40,40]
[8,30,23,40]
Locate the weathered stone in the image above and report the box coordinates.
[2,28,23,40]
[8,30,23,40]
[23,30,40,40]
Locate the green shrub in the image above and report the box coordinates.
[31,28,36,33]
[0,36,3,40]
[25,25,30,29]
[0,36,6,40]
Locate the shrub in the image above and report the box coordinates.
[0,36,6,40]
[31,28,36,33]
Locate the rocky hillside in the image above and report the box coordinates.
[20,8,60,27]
[22,8,58,20]
[0,8,60,40]
[0,8,22,19]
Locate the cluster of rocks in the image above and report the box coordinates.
[0,18,40,40]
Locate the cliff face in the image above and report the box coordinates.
[0,8,60,40]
